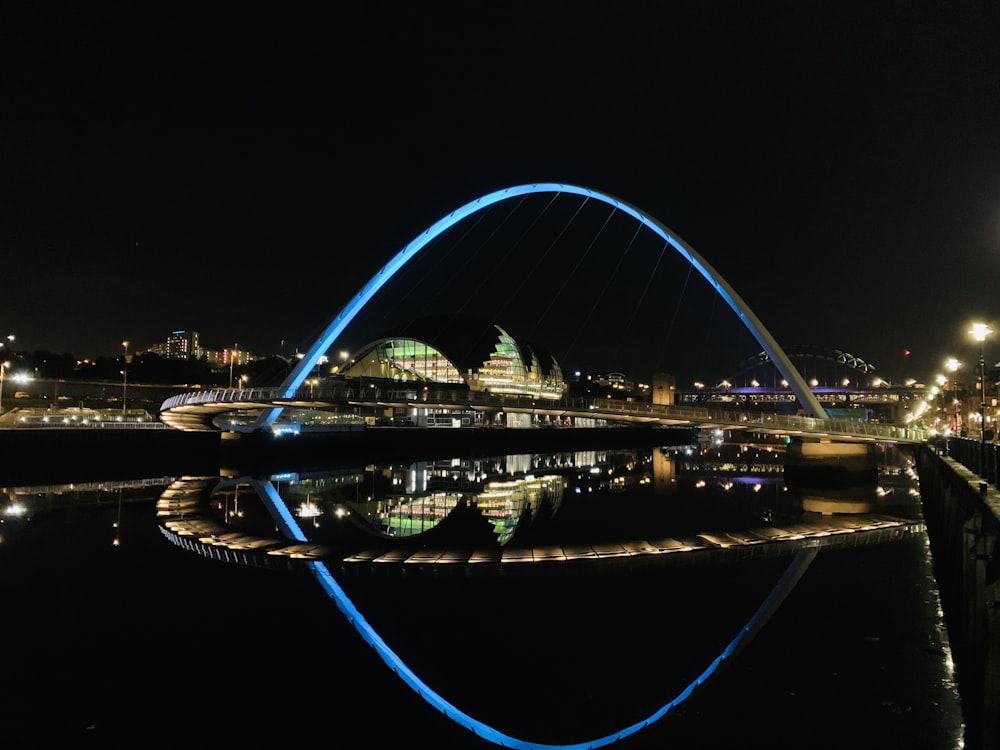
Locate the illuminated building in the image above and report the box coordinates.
[165,330,200,359]
[340,315,566,400]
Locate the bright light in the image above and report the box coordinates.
[970,323,992,342]
[296,502,322,518]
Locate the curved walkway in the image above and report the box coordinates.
[160,383,930,444]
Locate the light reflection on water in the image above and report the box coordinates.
[0,440,962,748]
[164,444,921,570]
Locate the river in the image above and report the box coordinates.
[0,429,967,747]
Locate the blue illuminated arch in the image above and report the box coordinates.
[258,183,825,427]
[245,474,818,749]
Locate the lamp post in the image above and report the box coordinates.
[936,374,947,431]
[970,324,991,444]
[0,334,12,416]
[945,357,960,433]
[229,343,238,388]
[121,340,131,415]
[0,360,8,416]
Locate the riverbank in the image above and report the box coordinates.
[915,442,1000,750]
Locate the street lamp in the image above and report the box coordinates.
[0,334,12,417]
[121,340,130,415]
[935,374,947,430]
[229,343,238,388]
[945,357,960,433]
[0,360,8,416]
[969,324,991,443]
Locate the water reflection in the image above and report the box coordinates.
[301,465,566,545]
[142,443,927,747]
[154,445,920,574]
[1,441,942,746]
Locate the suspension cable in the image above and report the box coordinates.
[527,203,621,342]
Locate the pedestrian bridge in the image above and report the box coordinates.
[159,183,933,449]
[159,382,931,444]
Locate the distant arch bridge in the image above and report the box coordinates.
[728,345,884,385]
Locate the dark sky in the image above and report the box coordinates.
[2,1,999,385]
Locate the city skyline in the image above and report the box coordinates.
[3,4,999,388]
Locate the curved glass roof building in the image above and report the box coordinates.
[341,315,566,400]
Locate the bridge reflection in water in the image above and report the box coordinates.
[148,439,961,749]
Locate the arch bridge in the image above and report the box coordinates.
[159,183,929,446]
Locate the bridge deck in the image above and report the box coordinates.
[160,384,931,443]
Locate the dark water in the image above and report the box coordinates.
[0,435,966,747]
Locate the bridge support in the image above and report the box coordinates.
[784,439,878,498]
[653,373,676,406]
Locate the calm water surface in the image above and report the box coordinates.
[0,438,966,747]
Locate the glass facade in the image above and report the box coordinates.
[375,339,465,384]
[346,324,567,400]
[473,326,565,399]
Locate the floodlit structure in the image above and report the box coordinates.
[341,315,566,400]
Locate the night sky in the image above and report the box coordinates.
[2,2,999,386]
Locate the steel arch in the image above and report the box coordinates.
[257,183,824,428]
[733,345,879,380]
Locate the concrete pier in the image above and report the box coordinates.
[784,438,878,491]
